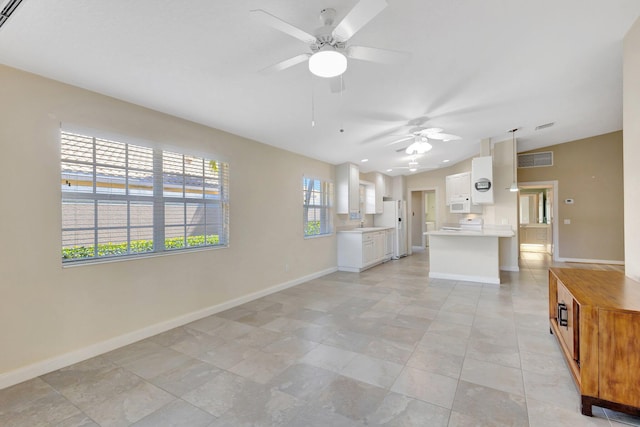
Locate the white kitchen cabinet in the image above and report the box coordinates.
[446,172,472,205]
[337,230,389,272]
[374,173,384,214]
[336,163,360,217]
[360,172,386,214]
[383,175,393,198]
[362,181,376,214]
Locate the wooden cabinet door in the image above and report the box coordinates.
[556,282,577,360]
[598,310,640,407]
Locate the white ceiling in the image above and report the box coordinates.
[1,0,639,175]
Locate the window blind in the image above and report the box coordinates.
[61,130,229,263]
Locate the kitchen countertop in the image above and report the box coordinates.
[427,227,514,238]
[337,226,393,233]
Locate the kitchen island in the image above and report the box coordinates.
[427,227,515,284]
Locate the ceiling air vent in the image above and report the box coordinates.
[518,151,553,168]
[535,122,555,131]
[0,0,24,30]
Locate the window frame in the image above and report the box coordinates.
[303,176,334,239]
[60,130,229,264]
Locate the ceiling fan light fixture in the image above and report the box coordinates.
[308,46,347,78]
[405,141,432,155]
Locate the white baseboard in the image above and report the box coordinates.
[0,267,337,390]
[556,257,625,265]
[500,265,520,272]
[429,272,501,285]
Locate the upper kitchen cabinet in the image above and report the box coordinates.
[361,171,386,214]
[445,172,472,205]
[336,162,360,216]
[383,175,393,198]
[471,156,494,204]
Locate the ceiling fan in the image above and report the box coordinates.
[387,127,462,146]
[389,127,461,154]
[251,0,409,85]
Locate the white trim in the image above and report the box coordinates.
[407,186,439,258]
[518,180,559,262]
[500,265,520,272]
[556,257,625,265]
[0,267,337,390]
[429,272,501,285]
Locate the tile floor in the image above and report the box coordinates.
[1,251,639,426]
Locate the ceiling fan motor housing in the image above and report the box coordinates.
[311,12,345,52]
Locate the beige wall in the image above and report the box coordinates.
[624,17,640,280]
[518,131,624,262]
[405,138,519,271]
[0,65,336,384]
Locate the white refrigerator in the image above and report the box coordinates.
[374,200,408,259]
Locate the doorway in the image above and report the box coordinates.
[518,181,558,260]
[409,189,437,252]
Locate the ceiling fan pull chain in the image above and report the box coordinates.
[339,74,344,133]
[311,76,316,128]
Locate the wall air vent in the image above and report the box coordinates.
[518,151,553,168]
[0,0,24,30]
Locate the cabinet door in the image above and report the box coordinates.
[445,175,454,205]
[455,172,471,199]
[556,282,578,361]
[363,240,375,265]
[375,173,384,214]
[336,163,360,215]
[383,175,393,198]
[598,310,640,408]
[349,163,360,216]
[374,232,385,261]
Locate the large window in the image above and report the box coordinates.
[303,177,333,237]
[61,131,229,263]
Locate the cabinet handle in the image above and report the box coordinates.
[558,303,568,328]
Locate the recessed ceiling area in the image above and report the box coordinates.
[0,0,638,175]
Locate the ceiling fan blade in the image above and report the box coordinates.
[419,127,443,134]
[259,53,310,74]
[329,77,346,93]
[251,9,317,44]
[428,133,461,141]
[332,0,387,42]
[385,135,413,146]
[346,45,410,65]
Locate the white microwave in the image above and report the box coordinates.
[450,197,483,214]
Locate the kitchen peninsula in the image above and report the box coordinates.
[427,225,515,285]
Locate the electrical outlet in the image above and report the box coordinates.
[564,219,571,225]
[285,264,289,272]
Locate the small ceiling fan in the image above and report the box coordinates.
[251,0,409,86]
[387,127,462,146]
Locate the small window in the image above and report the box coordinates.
[61,130,229,263]
[303,177,333,237]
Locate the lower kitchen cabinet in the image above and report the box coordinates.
[337,230,389,272]
[548,268,640,417]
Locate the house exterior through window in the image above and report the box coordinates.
[303,177,333,238]
[61,131,229,263]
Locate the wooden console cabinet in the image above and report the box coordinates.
[548,268,640,416]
